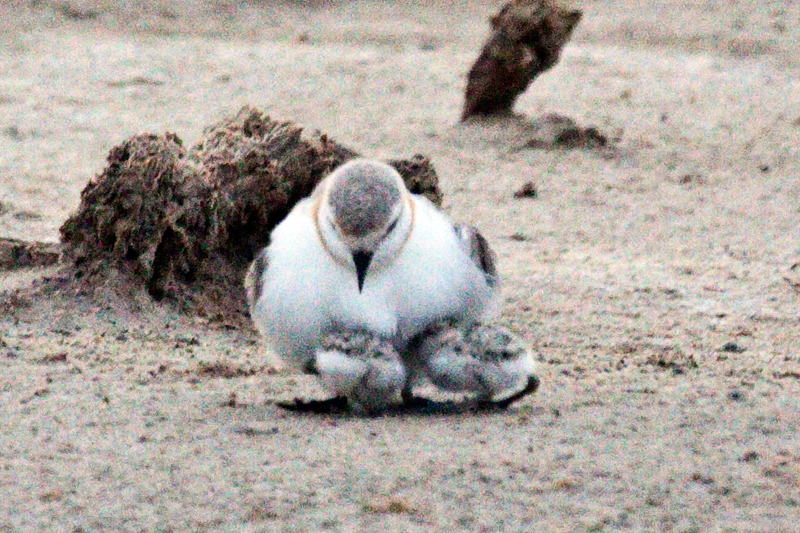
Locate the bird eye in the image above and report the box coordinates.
[384,217,399,236]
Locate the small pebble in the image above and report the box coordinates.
[739,451,759,462]
[727,390,745,402]
[513,181,538,199]
[721,342,746,353]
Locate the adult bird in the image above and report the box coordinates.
[245,158,499,409]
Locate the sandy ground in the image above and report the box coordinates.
[2,0,800,531]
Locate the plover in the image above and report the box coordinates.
[245,159,498,406]
[311,326,405,414]
[414,319,537,402]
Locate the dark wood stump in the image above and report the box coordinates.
[462,0,582,121]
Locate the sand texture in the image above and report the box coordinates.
[1,1,800,531]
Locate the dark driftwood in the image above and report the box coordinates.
[56,106,442,324]
[461,0,582,121]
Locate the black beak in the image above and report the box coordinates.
[352,250,373,293]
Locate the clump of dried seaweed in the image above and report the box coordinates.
[59,131,202,296]
[0,238,61,271]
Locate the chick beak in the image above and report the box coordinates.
[352,250,373,293]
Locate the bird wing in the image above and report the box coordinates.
[453,223,499,289]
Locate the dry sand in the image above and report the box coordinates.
[1,1,799,531]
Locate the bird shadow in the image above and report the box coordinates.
[274,375,540,418]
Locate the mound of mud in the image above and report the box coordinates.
[58,106,442,325]
[524,114,608,150]
[462,0,582,121]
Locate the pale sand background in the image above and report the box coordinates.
[1,1,800,531]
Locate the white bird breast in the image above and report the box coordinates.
[252,195,495,364]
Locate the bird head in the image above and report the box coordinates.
[317,159,411,292]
